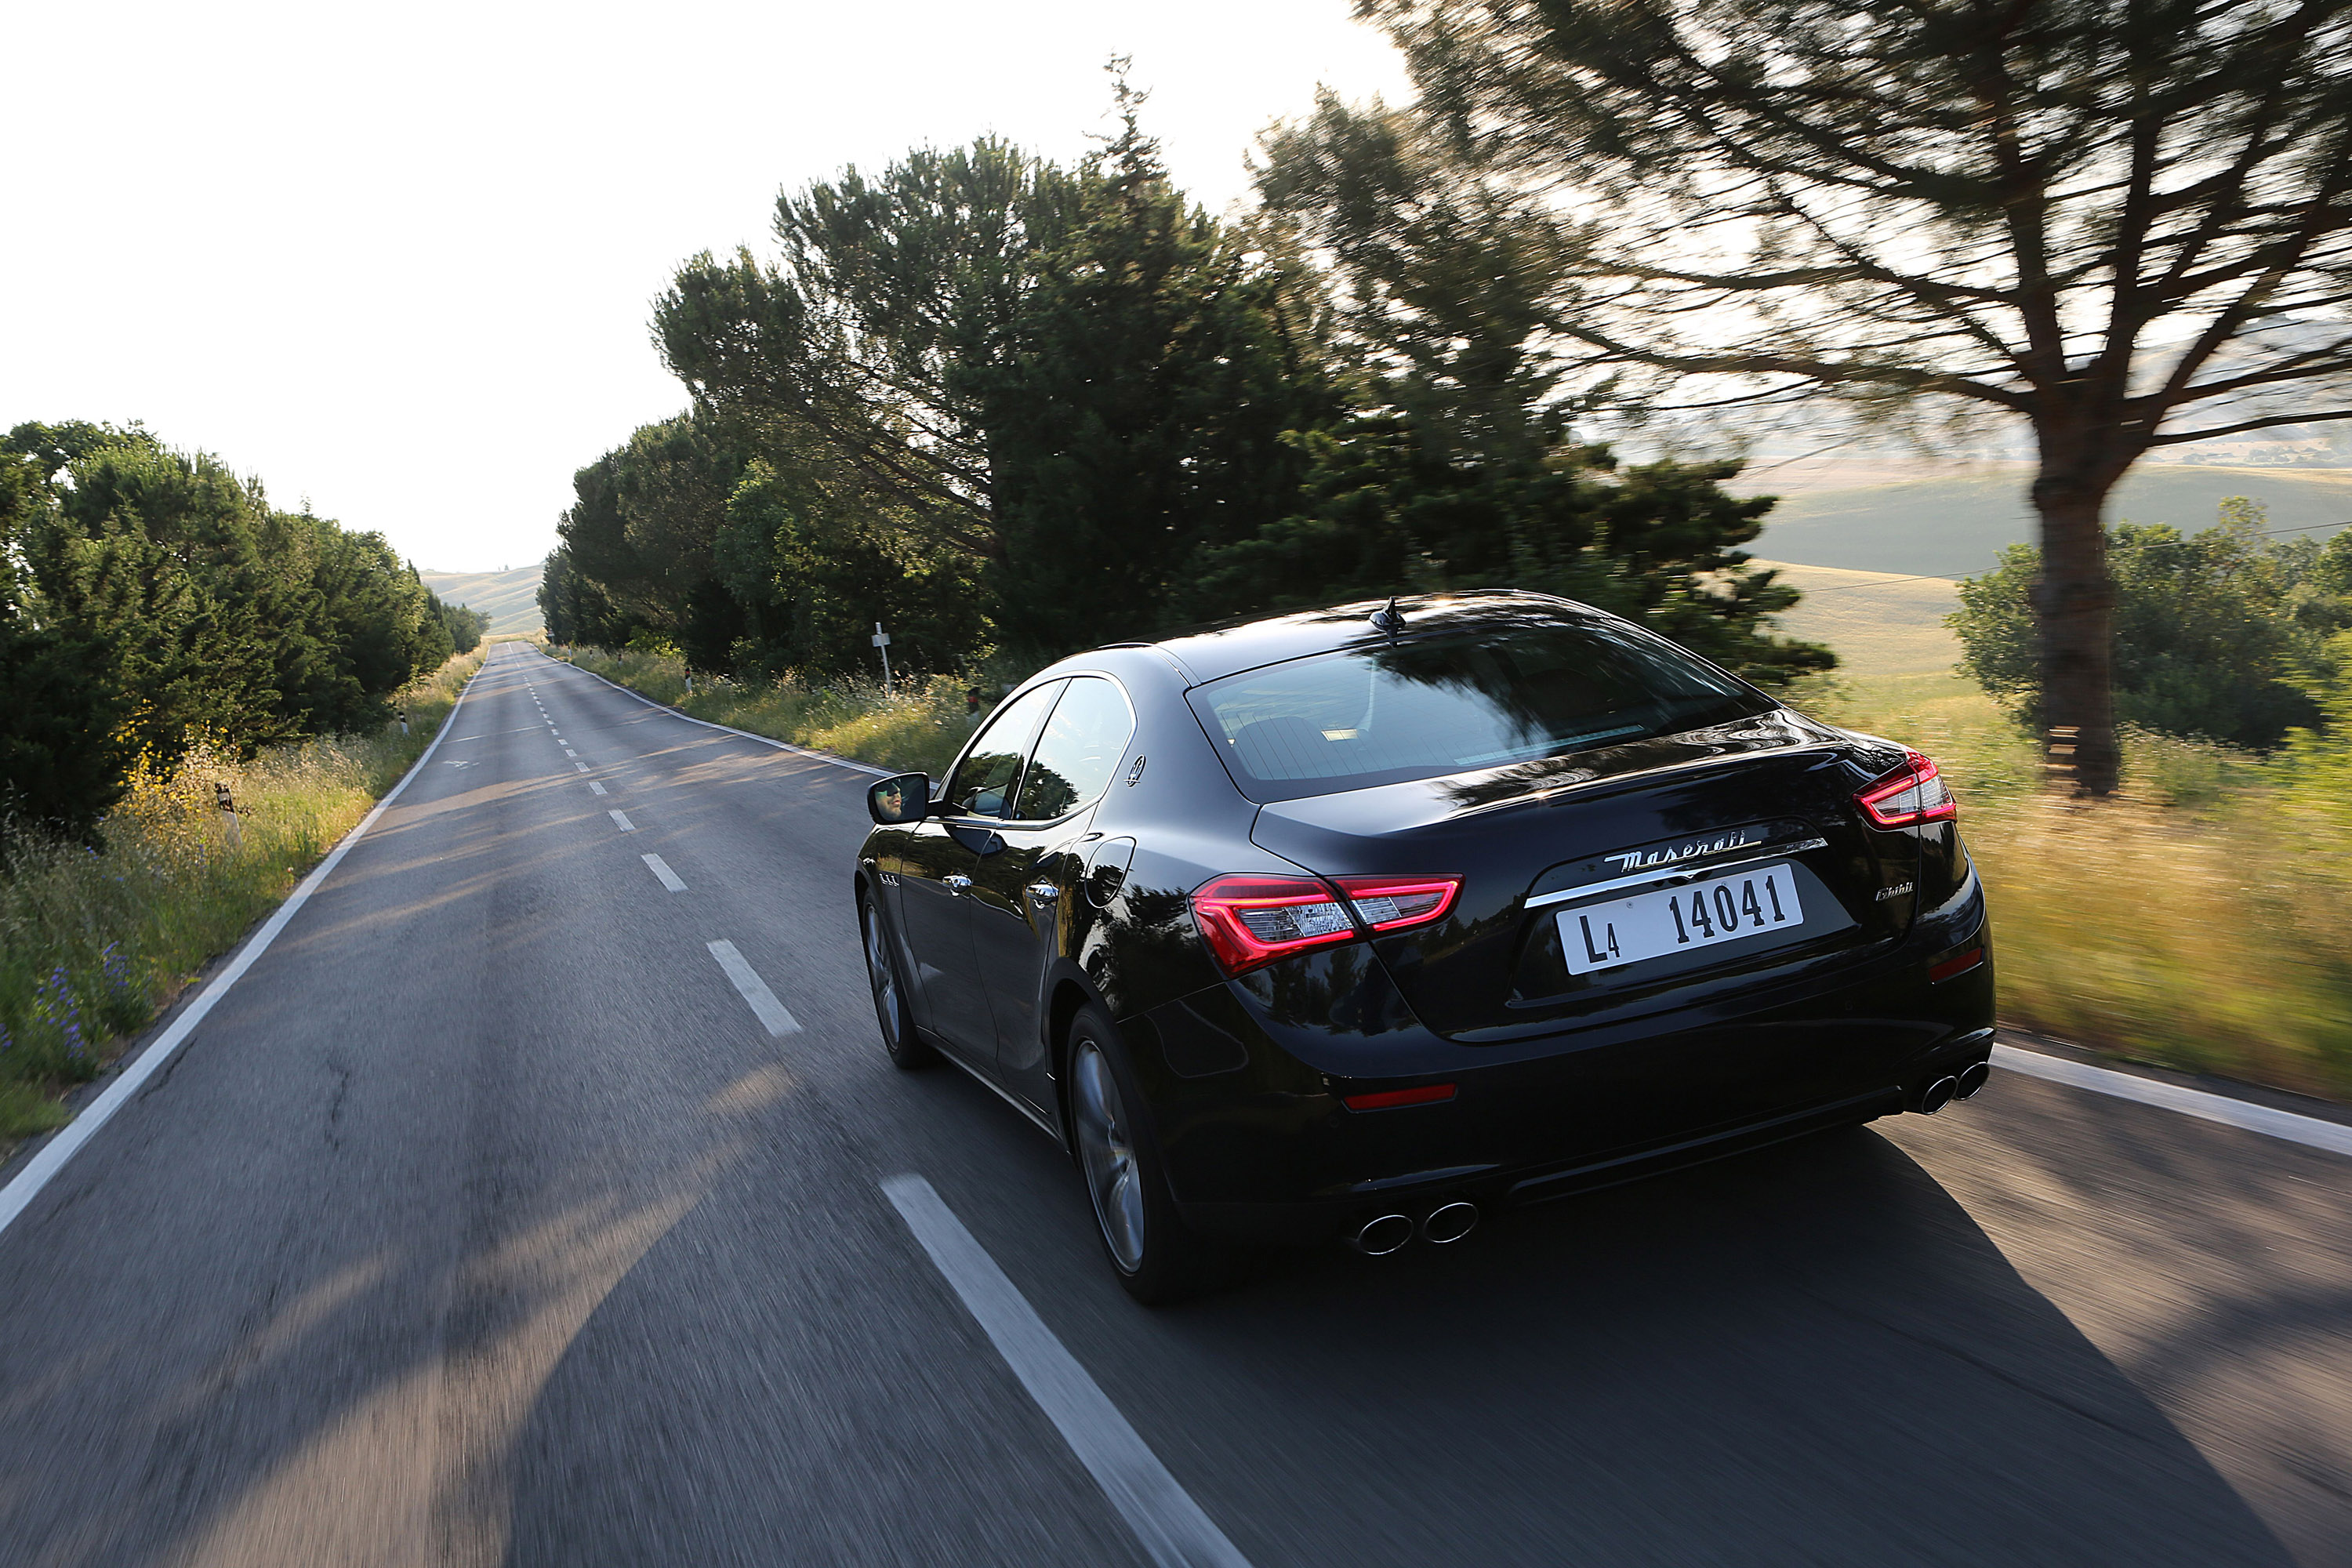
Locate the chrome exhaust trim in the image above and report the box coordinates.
[1352,1214,1414,1256]
[1916,1076,1958,1115]
[1955,1061,1991,1101]
[1421,1201,1479,1245]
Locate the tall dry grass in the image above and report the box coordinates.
[0,645,490,1138]
[1798,670,2352,1099]
[554,647,978,778]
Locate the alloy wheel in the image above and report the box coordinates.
[1072,1038,1146,1272]
[864,903,899,1041]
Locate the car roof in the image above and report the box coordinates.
[1129,590,1610,684]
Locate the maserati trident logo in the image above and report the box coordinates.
[1602,829,1763,874]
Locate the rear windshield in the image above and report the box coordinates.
[1189,620,1773,801]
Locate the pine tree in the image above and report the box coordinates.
[977,84,1338,660]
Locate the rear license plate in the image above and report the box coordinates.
[1557,862,1806,975]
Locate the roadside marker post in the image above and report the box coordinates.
[873,622,893,689]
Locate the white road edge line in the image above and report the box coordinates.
[1993,1044,2352,1158]
[642,853,687,892]
[539,648,891,777]
[881,1174,1253,1568]
[706,940,799,1035]
[608,808,636,832]
[0,646,500,1242]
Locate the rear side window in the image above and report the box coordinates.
[1016,677,1134,821]
[1189,621,1773,801]
[947,681,1063,817]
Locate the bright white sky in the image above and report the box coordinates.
[4,2,1407,573]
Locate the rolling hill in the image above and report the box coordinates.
[1742,461,2352,577]
[419,563,545,637]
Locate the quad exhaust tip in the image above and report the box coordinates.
[1352,1214,1414,1255]
[1421,1201,1479,1245]
[1955,1061,1991,1101]
[1917,1075,1958,1115]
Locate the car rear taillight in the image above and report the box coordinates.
[1857,750,1958,828]
[1331,875,1461,932]
[1191,876,1359,975]
[1190,873,1464,976]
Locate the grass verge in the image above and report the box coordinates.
[1795,670,2352,1101]
[551,646,978,778]
[0,644,492,1145]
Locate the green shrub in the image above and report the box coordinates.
[1949,501,2352,750]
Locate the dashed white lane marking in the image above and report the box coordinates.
[642,853,687,892]
[608,809,636,832]
[564,750,578,758]
[588,782,608,796]
[706,940,800,1035]
[1993,1044,2352,1158]
[574,761,590,774]
[881,1175,1252,1568]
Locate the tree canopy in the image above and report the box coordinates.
[550,84,1832,688]
[1363,0,2352,792]
[1,421,467,839]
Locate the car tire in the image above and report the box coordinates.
[1065,1004,1226,1305]
[862,893,934,1070]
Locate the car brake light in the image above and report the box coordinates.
[1190,875,1359,975]
[1333,874,1461,932]
[1857,750,1958,828]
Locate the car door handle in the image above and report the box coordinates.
[943,874,973,893]
[1026,881,1060,902]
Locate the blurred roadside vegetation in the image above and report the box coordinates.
[554,644,976,780]
[1796,655,2352,1101]
[0,647,490,1145]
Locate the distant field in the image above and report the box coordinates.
[1756,559,1960,677]
[419,562,544,637]
[1740,459,2352,577]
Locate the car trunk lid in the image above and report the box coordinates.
[1246,712,1918,1040]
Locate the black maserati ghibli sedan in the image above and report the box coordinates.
[855,592,1994,1301]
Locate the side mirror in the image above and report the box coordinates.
[867,771,931,826]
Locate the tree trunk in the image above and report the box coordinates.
[2031,467,2120,797]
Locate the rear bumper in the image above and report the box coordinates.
[1127,900,1995,1247]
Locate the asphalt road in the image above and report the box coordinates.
[2,642,2346,1567]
